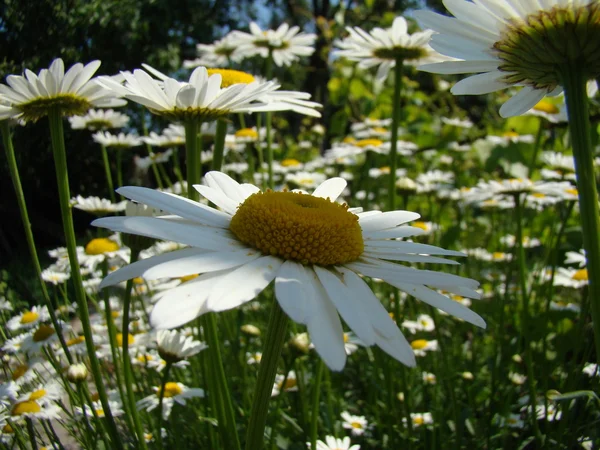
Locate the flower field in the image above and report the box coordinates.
[0,1,599,449]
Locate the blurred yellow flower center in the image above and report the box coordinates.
[343,334,349,343]
[29,389,47,401]
[137,354,154,363]
[67,336,85,346]
[159,382,183,398]
[2,424,13,433]
[378,166,391,174]
[116,333,135,346]
[351,421,363,429]
[12,400,41,416]
[206,69,255,88]
[411,339,428,350]
[532,193,546,198]
[413,417,425,425]
[565,188,578,196]
[372,127,388,133]
[179,274,199,282]
[282,378,297,390]
[503,131,519,138]
[533,100,559,114]
[412,221,428,231]
[12,364,28,381]
[85,238,119,255]
[281,158,301,167]
[133,277,144,284]
[235,128,259,139]
[343,137,356,144]
[33,324,55,342]
[229,191,364,266]
[492,252,506,260]
[572,269,588,281]
[356,139,383,148]
[20,311,39,324]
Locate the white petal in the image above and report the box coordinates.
[274,260,316,324]
[451,71,507,95]
[311,177,347,201]
[193,184,240,215]
[499,86,546,118]
[364,240,465,256]
[359,211,420,232]
[204,171,249,204]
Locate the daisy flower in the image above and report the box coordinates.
[16,381,63,406]
[92,131,142,148]
[137,382,204,419]
[69,108,130,130]
[403,412,434,428]
[582,363,599,377]
[0,382,19,407]
[410,339,439,357]
[156,329,207,363]
[75,399,124,418]
[554,267,589,289]
[9,400,61,421]
[0,58,125,121]
[333,16,451,82]
[6,306,50,332]
[183,35,243,69]
[565,249,587,267]
[308,436,361,450]
[93,171,484,370]
[40,268,70,285]
[341,411,369,436]
[415,0,600,117]
[229,22,316,67]
[271,371,299,397]
[285,171,327,189]
[71,195,127,215]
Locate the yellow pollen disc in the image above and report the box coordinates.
[206,69,255,88]
[572,269,588,281]
[343,334,349,343]
[67,336,85,346]
[91,392,100,402]
[356,138,383,148]
[281,158,301,167]
[412,221,428,231]
[372,127,388,133]
[33,324,55,342]
[95,409,105,417]
[12,364,28,381]
[229,191,364,266]
[351,422,362,429]
[85,238,119,255]
[12,400,41,416]
[379,166,391,174]
[116,333,135,346]
[2,424,13,433]
[343,136,356,144]
[235,128,259,139]
[565,188,578,196]
[411,339,428,350]
[111,310,120,318]
[179,274,199,282]
[492,252,506,260]
[137,354,154,363]
[533,100,559,114]
[29,389,47,401]
[413,417,425,425]
[451,295,464,302]
[532,192,546,198]
[503,131,519,138]
[20,310,40,324]
[133,277,145,284]
[158,382,183,398]
[283,378,297,390]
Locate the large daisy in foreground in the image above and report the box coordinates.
[415,0,600,117]
[93,172,484,370]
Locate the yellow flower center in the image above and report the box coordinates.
[356,138,383,148]
[137,354,154,363]
[158,382,183,398]
[343,136,356,144]
[29,389,47,401]
[20,311,40,324]
[133,277,145,284]
[206,69,255,88]
[413,417,425,426]
[281,158,301,167]
[179,274,199,282]
[503,131,519,138]
[412,221,428,231]
[95,408,105,417]
[235,128,259,139]
[533,99,559,114]
[565,188,578,196]
[85,238,119,255]
[33,324,55,342]
[493,252,506,260]
[411,339,428,350]
[378,166,391,174]
[343,334,349,343]
[229,191,364,266]
[283,378,297,390]
[572,269,588,281]
[351,421,363,429]
[372,127,388,133]
[532,192,546,198]
[67,336,85,346]
[116,333,135,346]
[12,400,41,416]
[12,364,29,381]
[2,423,13,433]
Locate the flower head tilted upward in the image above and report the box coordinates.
[415,0,600,117]
[333,16,451,82]
[93,172,485,371]
[0,58,125,122]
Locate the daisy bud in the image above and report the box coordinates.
[241,324,261,337]
[67,363,88,383]
[289,332,311,355]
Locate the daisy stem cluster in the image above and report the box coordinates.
[47,107,123,450]
[558,64,600,364]
[99,144,116,202]
[0,121,74,365]
[388,58,404,211]
[212,120,228,171]
[184,118,241,450]
[245,300,289,450]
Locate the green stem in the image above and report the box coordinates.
[120,249,148,450]
[388,58,404,211]
[559,64,600,364]
[26,418,38,450]
[141,119,164,189]
[211,120,228,171]
[245,301,289,450]
[156,362,172,450]
[527,118,544,177]
[116,148,123,188]
[185,118,240,450]
[47,108,123,450]
[514,194,541,441]
[265,50,274,189]
[0,121,74,365]
[100,144,116,202]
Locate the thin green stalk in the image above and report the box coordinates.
[527,118,544,177]
[185,118,240,450]
[115,147,124,188]
[0,121,74,365]
[388,58,404,211]
[100,144,116,202]
[141,118,164,189]
[212,120,228,171]
[309,359,324,450]
[120,249,148,450]
[245,300,289,450]
[26,418,38,450]
[514,194,541,442]
[265,50,274,189]
[47,108,123,450]
[559,64,600,364]
[156,362,172,450]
